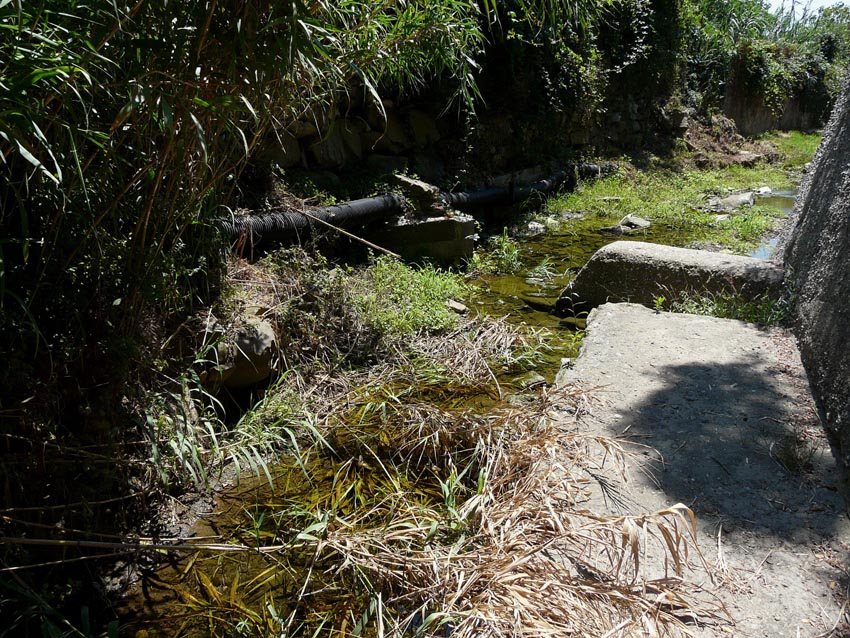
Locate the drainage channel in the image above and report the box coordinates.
[120,183,798,636]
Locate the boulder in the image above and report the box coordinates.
[783,74,850,465]
[555,241,784,315]
[709,191,755,212]
[204,316,279,391]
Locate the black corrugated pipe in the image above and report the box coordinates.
[219,193,406,242]
[441,172,570,210]
[218,163,616,246]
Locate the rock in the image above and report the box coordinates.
[369,111,411,154]
[520,221,547,237]
[391,174,445,215]
[733,151,764,167]
[555,240,785,315]
[755,186,773,197]
[709,191,755,212]
[407,110,440,148]
[446,299,469,315]
[598,215,651,236]
[205,316,278,391]
[784,78,850,466]
[619,214,651,230]
[598,224,626,236]
[411,154,445,183]
[516,372,546,390]
[365,154,409,175]
[308,126,350,169]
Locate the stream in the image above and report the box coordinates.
[121,186,796,636]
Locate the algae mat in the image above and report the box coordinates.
[557,303,850,637]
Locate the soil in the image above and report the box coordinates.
[683,115,781,169]
[556,302,850,637]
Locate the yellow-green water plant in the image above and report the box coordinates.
[127,384,724,638]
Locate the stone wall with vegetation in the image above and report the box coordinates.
[784,74,850,465]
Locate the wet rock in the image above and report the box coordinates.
[206,316,279,391]
[516,372,546,390]
[555,240,784,315]
[598,214,651,236]
[520,221,547,237]
[620,214,651,230]
[709,191,755,212]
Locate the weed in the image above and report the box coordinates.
[668,289,787,325]
[354,256,468,337]
[762,131,824,168]
[546,162,794,253]
[128,386,721,638]
[468,229,523,275]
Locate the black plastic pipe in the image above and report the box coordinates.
[218,163,616,245]
[219,193,406,242]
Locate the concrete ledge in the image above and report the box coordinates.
[555,240,784,315]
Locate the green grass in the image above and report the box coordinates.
[545,163,792,253]
[763,131,824,168]
[664,290,788,326]
[467,230,524,275]
[354,256,468,336]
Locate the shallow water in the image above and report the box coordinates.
[123,185,799,636]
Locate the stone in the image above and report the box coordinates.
[365,154,409,175]
[204,316,278,391]
[411,154,445,183]
[555,240,785,315]
[369,111,411,154]
[516,372,546,389]
[308,126,350,169]
[783,76,850,466]
[755,186,773,197]
[446,299,469,315]
[597,215,651,236]
[709,191,755,212]
[391,174,445,215]
[407,109,440,148]
[619,214,651,230]
[520,221,547,237]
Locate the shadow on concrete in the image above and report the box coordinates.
[613,355,847,543]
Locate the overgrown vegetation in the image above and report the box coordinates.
[0,0,841,633]
[546,131,821,253]
[127,379,722,638]
[683,0,850,116]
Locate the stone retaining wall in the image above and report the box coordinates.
[783,73,850,465]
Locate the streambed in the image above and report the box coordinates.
[121,185,797,636]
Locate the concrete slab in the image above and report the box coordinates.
[556,303,850,637]
[555,241,785,315]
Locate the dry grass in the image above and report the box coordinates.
[133,384,724,638]
[116,249,727,637]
